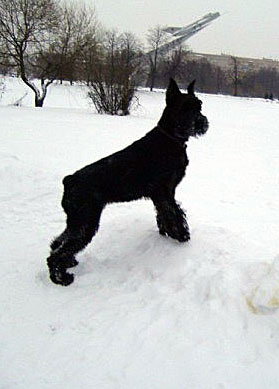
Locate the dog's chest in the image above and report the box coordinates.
[148,146,188,187]
[157,146,188,171]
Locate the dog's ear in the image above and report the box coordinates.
[166,78,181,105]
[187,79,196,95]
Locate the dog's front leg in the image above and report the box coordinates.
[152,197,190,242]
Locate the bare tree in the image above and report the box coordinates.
[230,56,240,96]
[0,0,60,107]
[53,3,99,84]
[146,25,168,91]
[215,66,227,94]
[241,67,279,99]
[162,46,189,82]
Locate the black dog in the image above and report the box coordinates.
[47,79,209,286]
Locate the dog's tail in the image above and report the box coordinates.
[63,175,74,187]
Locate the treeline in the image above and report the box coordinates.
[146,50,279,99]
[0,0,278,112]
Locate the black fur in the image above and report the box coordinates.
[47,79,209,286]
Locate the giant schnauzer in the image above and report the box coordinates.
[47,79,209,286]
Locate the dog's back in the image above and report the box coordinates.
[62,127,188,205]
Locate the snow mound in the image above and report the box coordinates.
[247,255,279,314]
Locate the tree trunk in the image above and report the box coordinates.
[20,65,47,107]
[35,96,45,107]
[231,57,239,96]
[234,81,238,97]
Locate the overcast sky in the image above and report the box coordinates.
[83,0,279,60]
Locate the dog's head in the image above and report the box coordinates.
[158,78,209,141]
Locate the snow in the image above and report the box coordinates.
[1,79,279,388]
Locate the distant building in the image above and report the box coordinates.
[187,52,279,72]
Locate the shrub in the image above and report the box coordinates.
[87,31,142,115]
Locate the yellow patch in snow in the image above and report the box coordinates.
[268,293,279,307]
[246,289,279,315]
[246,297,258,314]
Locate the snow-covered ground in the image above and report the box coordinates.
[1,78,279,388]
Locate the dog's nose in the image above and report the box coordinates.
[203,116,209,130]
[196,114,209,132]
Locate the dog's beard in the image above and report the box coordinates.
[191,115,209,137]
[174,114,208,139]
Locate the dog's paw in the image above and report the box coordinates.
[60,257,79,269]
[47,255,77,286]
[159,228,167,237]
[160,226,190,242]
[171,229,190,242]
[176,230,190,242]
[49,268,74,286]
[47,255,79,270]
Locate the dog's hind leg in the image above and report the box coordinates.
[49,228,79,270]
[50,229,68,252]
[47,204,103,286]
[152,197,190,242]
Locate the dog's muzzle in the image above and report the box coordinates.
[194,114,209,136]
